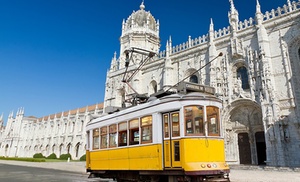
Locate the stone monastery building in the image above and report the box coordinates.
[0,104,103,160]
[1,0,300,166]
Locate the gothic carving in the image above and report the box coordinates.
[231,38,244,59]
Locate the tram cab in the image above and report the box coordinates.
[86,82,230,182]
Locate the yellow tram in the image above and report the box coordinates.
[86,82,230,182]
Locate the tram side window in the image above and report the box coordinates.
[184,106,204,136]
[171,113,180,137]
[100,126,107,149]
[118,122,127,146]
[109,124,117,148]
[207,106,220,136]
[163,114,169,138]
[141,116,152,143]
[86,131,90,150]
[129,119,139,145]
[93,128,100,150]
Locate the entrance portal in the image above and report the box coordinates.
[226,99,264,165]
[255,131,266,165]
[238,133,251,164]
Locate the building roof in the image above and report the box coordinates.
[37,103,103,122]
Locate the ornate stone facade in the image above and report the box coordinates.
[104,1,300,167]
[0,104,103,160]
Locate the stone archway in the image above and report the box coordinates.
[223,99,265,165]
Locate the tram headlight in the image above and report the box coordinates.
[201,164,206,168]
[212,163,217,168]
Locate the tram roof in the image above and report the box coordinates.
[87,91,220,127]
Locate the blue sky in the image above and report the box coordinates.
[0,0,288,123]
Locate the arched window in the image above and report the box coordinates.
[152,82,157,93]
[237,67,249,89]
[59,144,63,156]
[189,75,198,83]
[75,143,80,158]
[149,80,158,95]
[67,143,71,154]
[46,145,49,155]
[52,144,56,153]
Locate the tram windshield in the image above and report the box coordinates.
[206,106,220,136]
[184,105,220,136]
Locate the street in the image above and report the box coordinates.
[0,163,109,182]
[0,160,300,182]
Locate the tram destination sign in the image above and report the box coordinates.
[178,82,215,95]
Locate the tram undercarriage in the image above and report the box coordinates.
[88,170,230,182]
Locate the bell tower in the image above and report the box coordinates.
[104,2,160,111]
[119,2,160,68]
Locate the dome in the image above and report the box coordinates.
[124,2,158,32]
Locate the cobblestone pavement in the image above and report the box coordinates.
[0,160,299,182]
[229,165,300,182]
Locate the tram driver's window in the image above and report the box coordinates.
[100,126,107,149]
[118,122,127,146]
[184,106,204,136]
[141,116,152,143]
[207,106,220,136]
[93,128,100,150]
[129,119,139,145]
[109,124,117,148]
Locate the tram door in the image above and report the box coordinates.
[163,112,181,168]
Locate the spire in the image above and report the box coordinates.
[140,1,145,10]
[19,107,24,115]
[229,0,239,17]
[209,18,215,40]
[256,0,264,26]
[228,0,239,36]
[256,0,261,13]
[0,113,3,128]
[166,40,169,57]
[122,19,125,32]
[287,0,292,12]
[110,52,118,71]
[210,18,214,32]
[114,51,117,60]
[9,111,14,118]
[229,0,236,13]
